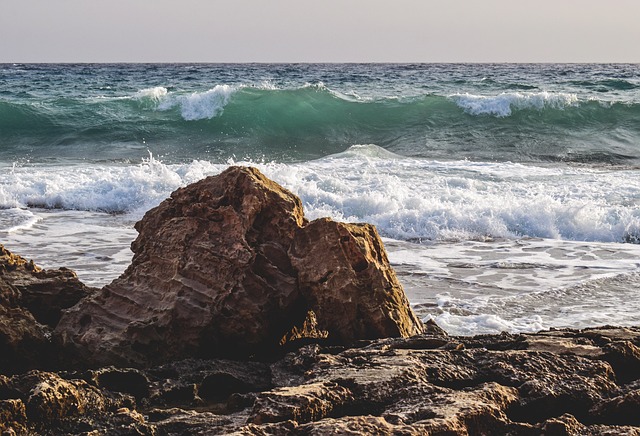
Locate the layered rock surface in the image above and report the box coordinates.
[55,166,424,367]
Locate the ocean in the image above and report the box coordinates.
[1,63,639,336]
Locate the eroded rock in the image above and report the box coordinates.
[0,370,139,435]
[0,244,94,374]
[55,166,424,367]
[290,218,424,343]
[2,326,640,434]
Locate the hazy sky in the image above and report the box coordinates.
[1,0,639,63]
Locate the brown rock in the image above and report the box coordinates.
[1,244,93,327]
[55,166,424,367]
[56,167,307,366]
[1,370,150,435]
[290,218,425,343]
[0,304,49,375]
[5,325,640,434]
[23,372,108,424]
[0,399,27,435]
[591,389,640,426]
[0,244,93,374]
[250,381,354,425]
[539,413,588,436]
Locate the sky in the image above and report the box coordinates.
[1,0,639,63]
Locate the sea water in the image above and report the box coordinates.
[1,63,639,335]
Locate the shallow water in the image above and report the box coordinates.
[3,186,640,336]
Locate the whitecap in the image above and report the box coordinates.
[133,86,169,102]
[157,85,237,120]
[450,91,579,117]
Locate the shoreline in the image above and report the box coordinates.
[2,167,640,434]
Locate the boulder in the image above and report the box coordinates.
[290,218,424,343]
[0,244,94,374]
[55,166,424,367]
[1,245,93,327]
[1,370,148,435]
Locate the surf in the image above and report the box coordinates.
[3,146,640,245]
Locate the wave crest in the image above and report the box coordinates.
[450,91,579,117]
[133,86,168,102]
[157,85,236,120]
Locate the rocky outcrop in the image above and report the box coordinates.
[0,245,94,374]
[55,166,424,367]
[2,326,640,435]
[290,218,423,343]
[8,167,640,434]
[0,370,147,435]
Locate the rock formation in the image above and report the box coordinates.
[2,326,640,435]
[290,218,421,342]
[0,245,93,374]
[55,166,424,367]
[7,167,640,433]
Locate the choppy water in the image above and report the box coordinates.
[2,63,640,335]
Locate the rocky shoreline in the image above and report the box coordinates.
[2,167,639,435]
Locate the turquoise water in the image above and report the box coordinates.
[2,63,639,164]
[1,63,640,335]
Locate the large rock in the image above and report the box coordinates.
[290,218,423,343]
[0,245,93,374]
[55,167,424,367]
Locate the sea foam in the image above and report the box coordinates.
[450,91,580,117]
[134,86,169,102]
[155,85,237,120]
[2,146,640,244]
[0,208,39,233]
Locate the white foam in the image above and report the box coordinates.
[432,312,546,336]
[0,208,40,233]
[450,91,579,117]
[423,267,640,336]
[133,86,168,102]
[255,146,640,244]
[0,156,220,219]
[2,146,640,244]
[157,85,236,120]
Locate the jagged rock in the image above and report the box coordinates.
[55,166,424,367]
[0,304,50,375]
[145,357,273,407]
[55,166,308,366]
[0,399,27,435]
[250,381,354,425]
[147,408,235,435]
[591,389,640,426]
[0,245,94,374]
[3,327,640,434]
[0,370,140,435]
[538,413,588,435]
[0,244,93,327]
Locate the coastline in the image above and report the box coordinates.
[2,167,640,434]
[2,240,639,435]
